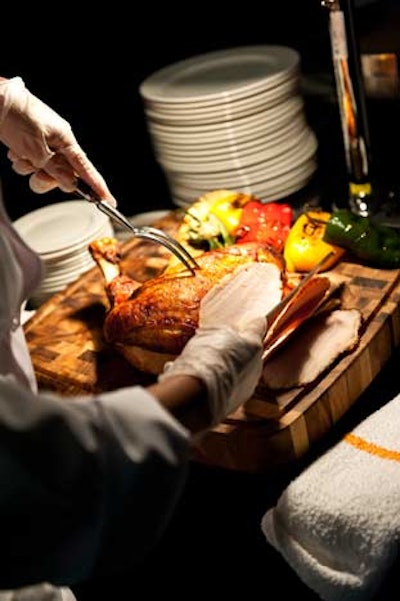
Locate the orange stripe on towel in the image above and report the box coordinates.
[345,433,400,462]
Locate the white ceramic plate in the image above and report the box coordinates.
[140,46,300,105]
[14,200,112,257]
[166,129,318,186]
[144,77,299,126]
[143,66,300,113]
[171,158,317,206]
[147,96,303,139]
[146,85,298,127]
[170,156,316,195]
[155,115,307,161]
[142,69,297,116]
[43,253,93,275]
[38,221,114,265]
[152,111,306,161]
[158,123,310,173]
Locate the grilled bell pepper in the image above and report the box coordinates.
[209,193,246,235]
[179,190,250,250]
[235,201,293,252]
[323,209,400,269]
[284,210,345,272]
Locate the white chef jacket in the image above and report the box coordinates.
[0,199,190,592]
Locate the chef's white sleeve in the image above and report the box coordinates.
[0,377,190,589]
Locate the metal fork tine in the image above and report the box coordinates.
[143,226,200,269]
[75,186,200,274]
[133,229,198,274]
[97,202,199,273]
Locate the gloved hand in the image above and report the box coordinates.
[158,262,282,425]
[0,77,116,206]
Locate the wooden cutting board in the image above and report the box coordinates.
[24,211,400,473]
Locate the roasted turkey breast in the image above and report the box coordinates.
[89,238,286,374]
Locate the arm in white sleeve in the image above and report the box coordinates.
[0,377,189,589]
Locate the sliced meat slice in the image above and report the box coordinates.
[262,308,363,390]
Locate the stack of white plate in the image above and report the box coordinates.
[140,45,318,207]
[14,200,114,307]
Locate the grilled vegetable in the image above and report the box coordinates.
[177,190,251,251]
[284,211,345,272]
[209,193,245,235]
[235,201,293,252]
[323,209,400,269]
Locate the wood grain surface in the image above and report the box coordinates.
[24,211,400,473]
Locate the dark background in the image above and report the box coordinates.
[1,0,388,222]
[3,2,400,599]
[2,1,399,222]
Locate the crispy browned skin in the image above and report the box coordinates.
[104,243,285,355]
[107,275,142,305]
[89,237,121,264]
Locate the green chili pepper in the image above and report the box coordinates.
[323,209,400,269]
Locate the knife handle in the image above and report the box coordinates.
[74,178,99,202]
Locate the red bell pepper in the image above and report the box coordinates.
[234,201,293,252]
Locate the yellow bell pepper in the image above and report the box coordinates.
[209,191,249,234]
[283,211,346,272]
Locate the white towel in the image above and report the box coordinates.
[261,392,400,601]
[0,585,76,601]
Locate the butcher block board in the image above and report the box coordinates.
[24,211,400,473]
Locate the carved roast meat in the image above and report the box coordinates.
[89,235,361,384]
[89,238,291,374]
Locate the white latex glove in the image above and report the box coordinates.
[159,262,282,425]
[0,77,116,206]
